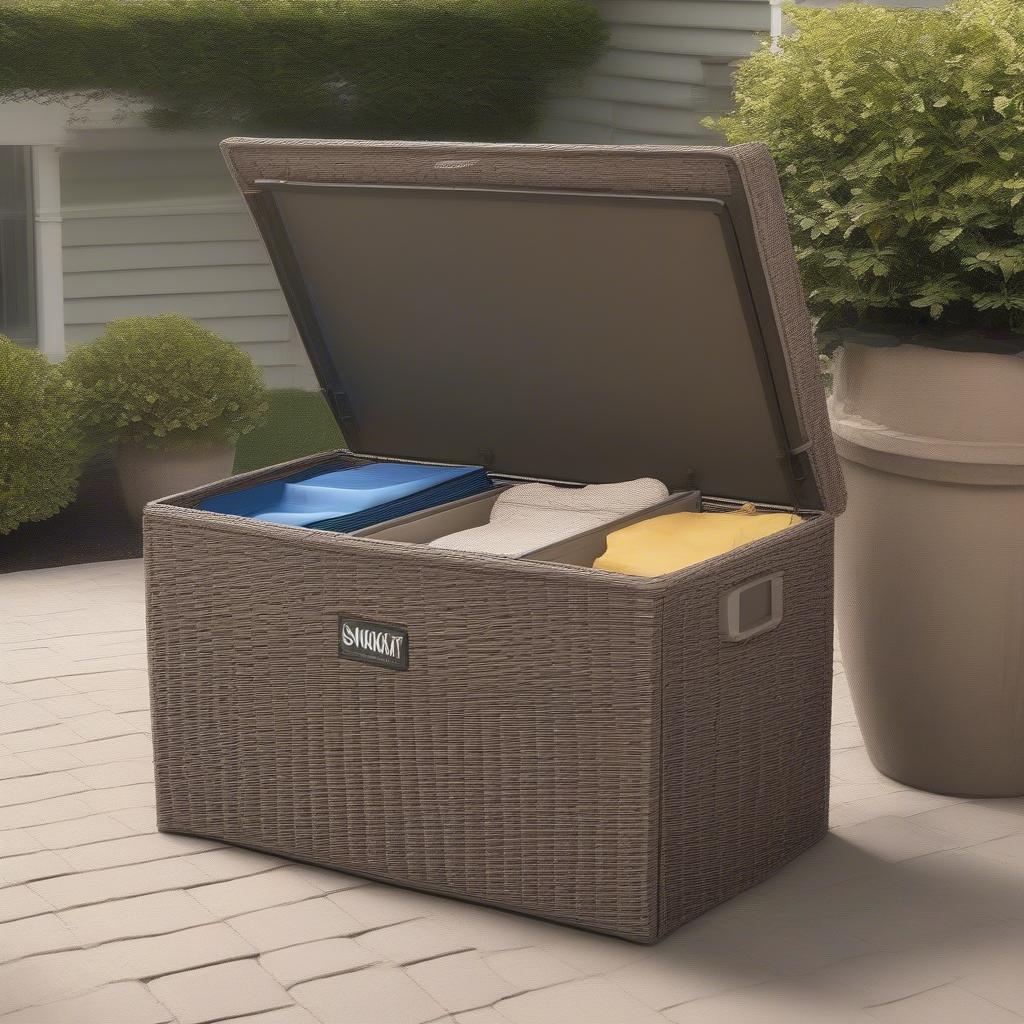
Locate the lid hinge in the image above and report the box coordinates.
[326,390,359,445]
[784,440,813,514]
[787,440,812,483]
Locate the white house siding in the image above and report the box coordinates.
[541,0,771,145]
[542,0,950,146]
[59,136,315,388]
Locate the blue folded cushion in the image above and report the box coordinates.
[198,459,492,532]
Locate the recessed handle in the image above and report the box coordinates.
[720,573,783,642]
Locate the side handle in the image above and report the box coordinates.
[720,573,783,642]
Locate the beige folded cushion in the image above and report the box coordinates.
[429,478,669,557]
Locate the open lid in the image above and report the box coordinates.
[222,139,844,513]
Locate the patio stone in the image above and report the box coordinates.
[31,857,210,910]
[184,847,285,881]
[61,832,217,872]
[0,849,72,885]
[355,918,470,965]
[484,947,582,990]
[106,922,256,978]
[0,912,78,962]
[68,733,151,765]
[0,884,53,924]
[662,982,876,1024]
[329,882,451,929]
[0,650,80,684]
[189,866,325,917]
[228,897,363,951]
[804,948,960,1008]
[0,978,174,1019]
[27,812,136,850]
[59,669,148,694]
[89,688,151,713]
[148,959,292,1024]
[909,802,1024,844]
[60,890,215,944]
[0,772,85,807]
[495,977,665,1024]
[0,981,173,1024]
[608,945,774,1010]
[12,747,84,773]
[259,936,379,987]
[229,1009,321,1024]
[67,710,142,741]
[405,951,517,1013]
[68,758,155,791]
[834,816,968,862]
[2,724,82,752]
[292,965,445,1024]
[866,983,1021,1024]
[2,794,93,829]
[109,806,158,832]
[80,782,156,813]
[0,947,134,1016]
[0,830,41,858]
[453,1010,510,1024]
[973,834,1024,868]
[0,756,34,781]
[35,693,102,718]
[3,679,73,701]
[0,702,59,733]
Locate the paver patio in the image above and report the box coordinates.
[2,559,1024,1024]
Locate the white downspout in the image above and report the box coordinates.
[31,144,65,361]
[770,0,785,50]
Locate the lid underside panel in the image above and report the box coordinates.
[265,185,797,505]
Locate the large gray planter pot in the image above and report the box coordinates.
[829,338,1024,796]
[116,444,235,521]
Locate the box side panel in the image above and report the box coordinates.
[145,510,662,940]
[657,515,834,936]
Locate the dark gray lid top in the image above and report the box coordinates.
[223,139,841,512]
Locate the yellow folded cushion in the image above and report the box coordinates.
[593,502,801,577]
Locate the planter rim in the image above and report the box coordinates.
[823,328,1024,358]
[830,400,1024,486]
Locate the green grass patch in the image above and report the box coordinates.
[233,388,344,474]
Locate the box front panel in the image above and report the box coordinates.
[145,513,662,940]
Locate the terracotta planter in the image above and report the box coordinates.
[115,444,236,521]
[830,340,1024,796]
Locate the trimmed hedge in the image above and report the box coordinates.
[0,0,606,139]
[0,338,85,535]
[711,0,1024,337]
[64,315,269,451]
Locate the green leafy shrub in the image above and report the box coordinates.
[0,0,606,139]
[65,315,269,451]
[0,337,85,535]
[711,0,1024,340]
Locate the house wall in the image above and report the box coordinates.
[541,0,950,146]
[59,137,316,389]
[542,0,770,145]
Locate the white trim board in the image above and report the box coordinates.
[61,199,247,220]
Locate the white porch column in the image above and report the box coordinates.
[770,0,785,48]
[31,144,65,361]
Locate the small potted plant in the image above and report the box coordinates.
[711,0,1024,796]
[65,314,268,518]
[0,336,85,535]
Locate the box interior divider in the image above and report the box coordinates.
[353,484,702,563]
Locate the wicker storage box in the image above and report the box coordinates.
[145,139,845,943]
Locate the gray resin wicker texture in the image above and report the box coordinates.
[145,141,844,943]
